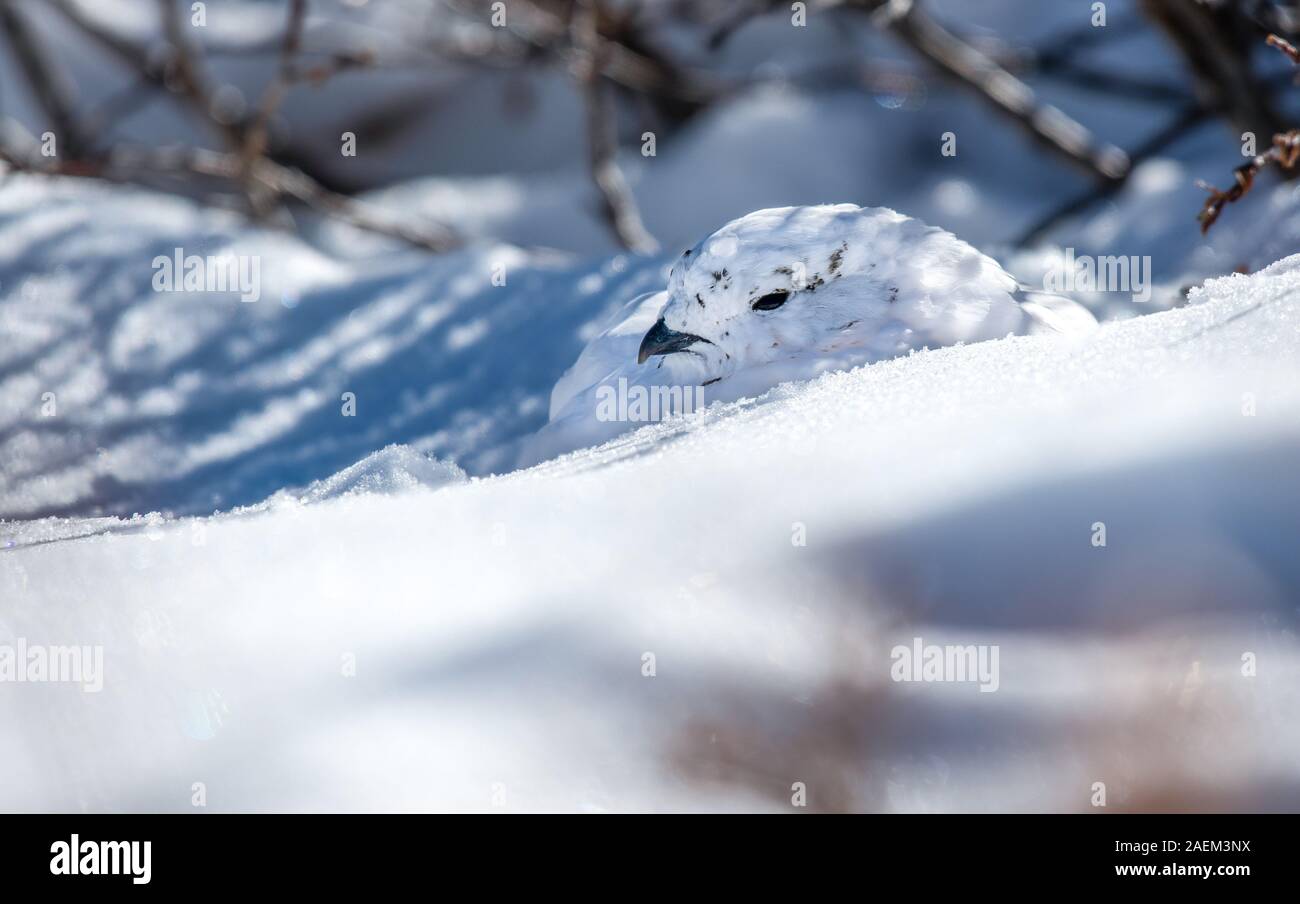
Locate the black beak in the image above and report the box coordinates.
[637,318,710,364]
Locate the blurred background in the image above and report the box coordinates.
[1,0,1298,261]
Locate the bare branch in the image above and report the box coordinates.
[0,0,92,156]
[1017,104,1208,246]
[706,0,783,50]
[236,0,310,212]
[853,0,1130,183]
[153,0,241,146]
[1140,0,1285,138]
[250,156,460,252]
[43,0,239,148]
[43,0,162,78]
[443,0,722,116]
[1267,32,1300,65]
[0,139,459,253]
[1196,33,1300,234]
[573,0,659,254]
[27,0,436,248]
[243,2,375,161]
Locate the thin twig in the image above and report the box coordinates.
[1016,104,1208,246]
[0,0,92,157]
[43,0,236,148]
[1266,33,1300,65]
[855,0,1130,183]
[444,0,722,113]
[1140,0,1284,138]
[1196,33,1300,233]
[573,0,658,254]
[706,0,783,50]
[0,139,459,253]
[154,0,239,145]
[1028,13,1148,69]
[238,0,310,212]
[244,1,374,161]
[1195,139,1287,234]
[1016,60,1193,105]
[29,0,449,250]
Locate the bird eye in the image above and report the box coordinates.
[751,290,789,311]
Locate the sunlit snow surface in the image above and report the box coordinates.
[2,255,1298,812]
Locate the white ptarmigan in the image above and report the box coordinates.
[523,204,1096,465]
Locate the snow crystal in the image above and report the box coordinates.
[292,445,467,504]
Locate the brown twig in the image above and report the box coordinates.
[706,0,783,50]
[1197,34,1300,233]
[573,0,658,254]
[1140,0,1284,138]
[443,0,722,115]
[0,0,92,157]
[24,0,452,251]
[1198,130,1300,233]
[43,0,243,150]
[1017,104,1208,246]
[856,0,1130,183]
[0,140,459,252]
[692,0,1142,184]
[244,6,374,157]
[1266,33,1300,65]
[153,0,240,144]
[238,0,310,213]
[43,0,163,82]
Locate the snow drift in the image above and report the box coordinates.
[2,255,1298,812]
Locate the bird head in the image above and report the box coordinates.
[636,204,952,381]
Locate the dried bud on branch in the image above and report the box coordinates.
[1198,35,1300,234]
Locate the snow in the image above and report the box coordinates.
[0,175,668,517]
[2,253,1298,812]
[285,444,466,505]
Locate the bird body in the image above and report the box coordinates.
[524,205,1095,465]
